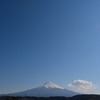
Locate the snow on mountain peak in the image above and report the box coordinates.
[41,81,64,89]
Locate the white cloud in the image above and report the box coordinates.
[68,80,96,93]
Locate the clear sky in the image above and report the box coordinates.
[0,0,100,94]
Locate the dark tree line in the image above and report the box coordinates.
[1,95,100,100]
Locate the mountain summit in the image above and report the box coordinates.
[2,81,79,97]
[41,81,64,89]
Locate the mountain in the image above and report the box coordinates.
[2,81,79,97]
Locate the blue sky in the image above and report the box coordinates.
[0,0,100,94]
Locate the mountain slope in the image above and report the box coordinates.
[3,81,79,97]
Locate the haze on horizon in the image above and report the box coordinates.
[0,0,100,95]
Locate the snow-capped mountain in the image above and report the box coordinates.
[41,81,64,89]
[3,81,79,97]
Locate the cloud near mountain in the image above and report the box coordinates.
[68,80,96,92]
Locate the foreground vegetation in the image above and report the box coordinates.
[0,95,100,100]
